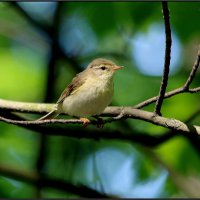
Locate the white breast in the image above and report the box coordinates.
[62,77,114,117]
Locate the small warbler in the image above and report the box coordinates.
[38,58,124,125]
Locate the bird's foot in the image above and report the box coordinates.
[93,116,104,128]
[80,118,90,128]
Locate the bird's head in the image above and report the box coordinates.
[87,58,124,80]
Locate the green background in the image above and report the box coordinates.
[0,2,200,198]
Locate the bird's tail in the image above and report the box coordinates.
[37,110,59,121]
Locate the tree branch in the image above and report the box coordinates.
[0,112,178,148]
[134,87,200,109]
[134,46,200,109]
[183,47,200,90]
[0,111,178,147]
[154,1,172,115]
[0,99,54,114]
[1,105,200,136]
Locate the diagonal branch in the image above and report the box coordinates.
[183,47,200,90]
[134,86,200,109]
[135,46,200,109]
[154,1,172,115]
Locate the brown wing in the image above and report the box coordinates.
[57,71,87,104]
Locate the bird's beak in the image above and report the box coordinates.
[113,65,124,71]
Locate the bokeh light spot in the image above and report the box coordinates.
[131,23,182,76]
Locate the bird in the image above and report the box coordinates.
[38,58,124,126]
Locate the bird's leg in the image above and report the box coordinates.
[80,118,90,128]
[93,116,104,128]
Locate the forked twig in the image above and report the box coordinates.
[134,47,200,109]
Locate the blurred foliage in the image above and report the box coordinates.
[0,1,200,198]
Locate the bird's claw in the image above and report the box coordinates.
[80,118,90,128]
[94,117,104,128]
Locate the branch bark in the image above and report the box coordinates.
[183,47,200,89]
[154,1,172,115]
[0,111,178,147]
[134,46,200,109]
[1,103,200,136]
[134,86,200,109]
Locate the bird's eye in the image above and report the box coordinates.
[100,66,106,70]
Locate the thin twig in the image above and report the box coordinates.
[1,108,200,136]
[189,87,200,92]
[134,87,200,109]
[134,47,200,109]
[1,111,200,154]
[154,1,172,115]
[134,87,182,109]
[183,47,200,89]
[0,112,178,147]
[0,115,81,125]
[134,45,200,109]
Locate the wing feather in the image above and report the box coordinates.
[57,71,87,104]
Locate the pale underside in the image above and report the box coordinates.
[59,77,114,117]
